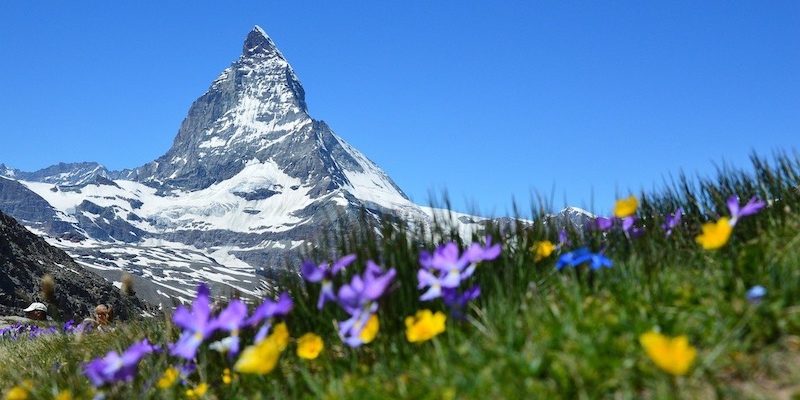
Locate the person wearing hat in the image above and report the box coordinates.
[23,302,48,321]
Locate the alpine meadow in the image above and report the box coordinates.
[2,7,800,400]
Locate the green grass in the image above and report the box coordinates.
[2,152,800,399]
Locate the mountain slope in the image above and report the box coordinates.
[0,210,151,320]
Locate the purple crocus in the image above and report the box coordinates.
[170,283,214,360]
[246,292,293,343]
[662,208,683,236]
[301,254,356,309]
[728,196,766,225]
[84,339,156,386]
[556,248,613,271]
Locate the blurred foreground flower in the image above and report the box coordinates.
[613,195,638,218]
[297,333,324,360]
[208,299,248,357]
[728,196,766,225]
[55,390,72,400]
[4,385,28,400]
[662,208,683,236]
[405,310,446,343]
[234,322,289,374]
[170,284,214,359]
[301,254,356,309]
[639,331,696,376]
[418,237,500,320]
[556,248,612,271]
[84,339,156,387]
[695,217,733,250]
[185,383,208,399]
[746,285,767,303]
[336,261,395,347]
[247,292,293,343]
[531,240,555,262]
[696,196,765,250]
[156,367,179,389]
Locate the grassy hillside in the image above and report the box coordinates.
[2,152,800,400]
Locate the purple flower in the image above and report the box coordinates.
[302,254,356,309]
[207,300,248,356]
[84,339,156,386]
[662,208,683,236]
[337,306,377,348]
[463,236,502,264]
[337,261,396,314]
[746,285,767,303]
[417,268,444,301]
[170,283,214,360]
[335,261,396,347]
[728,196,766,225]
[621,216,644,238]
[556,248,612,271]
[417,238,500,301]
[558,229,569,247]
[443,285,481,319]
[594,217,614,231]
[246,292,293,343]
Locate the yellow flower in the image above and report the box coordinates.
[222,368,232,385]
[272,322,290,351]
[405,310,447,343]
[359,314,380,344]
[297,333,324,360]
[234,323,289,374]
[639,331,697,376]
[156,366,179,389]
[55,391,72,400]
[613,195,638,218]
[185,383,208,399]
[4,386,28,400]
[531,240,555,262]
[695,217,733,250]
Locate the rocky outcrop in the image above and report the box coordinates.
[0,210,152,321]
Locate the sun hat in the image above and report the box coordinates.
[23,302,48,312]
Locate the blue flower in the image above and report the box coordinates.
[556,248,612,271]
[746,285,766,303]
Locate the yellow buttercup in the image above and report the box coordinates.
[639,331,697,375]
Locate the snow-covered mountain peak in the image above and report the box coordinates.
[243,25,284,60]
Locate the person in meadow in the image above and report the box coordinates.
[23,302,48,321]
[80,304,114,332]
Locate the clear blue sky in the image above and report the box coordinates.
[1,2,798,215]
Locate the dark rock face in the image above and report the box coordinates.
[233,188,280,201]
[0,177,82,239]
[0,211,152,321]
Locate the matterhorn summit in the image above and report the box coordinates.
[0,26,454,305]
